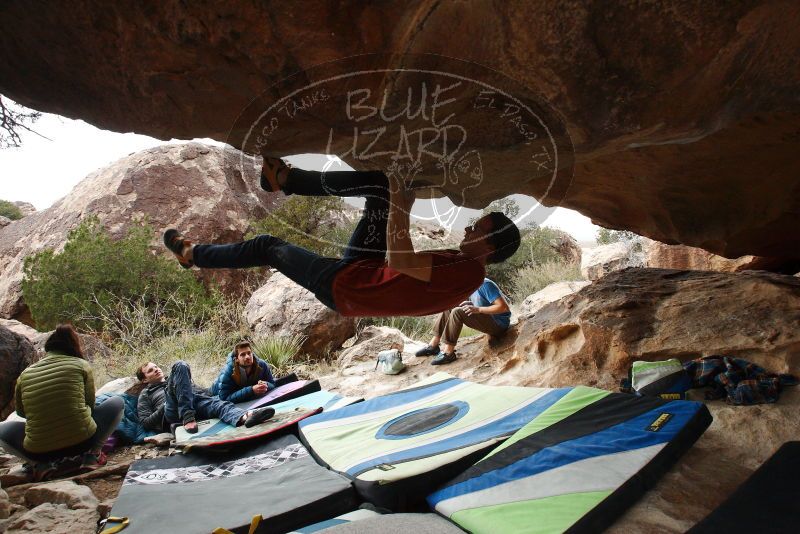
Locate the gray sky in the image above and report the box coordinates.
[0,108,599,243]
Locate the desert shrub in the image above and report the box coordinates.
[512,260,583,302]
[248,196,355,257]
[91,292,309,387]
[250,334,306,377]
[486,226,564,296]
[0,199,22,220]
[596,228,638,245]
[22,217,217,331]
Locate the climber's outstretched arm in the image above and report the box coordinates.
[386,175,433,282]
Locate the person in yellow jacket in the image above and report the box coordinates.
[0,324,124,478]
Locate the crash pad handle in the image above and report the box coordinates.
[213,514,263,534]
[100,516,129,534]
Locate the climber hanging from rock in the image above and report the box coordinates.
[163,157,520,318]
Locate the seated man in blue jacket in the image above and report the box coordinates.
[210,341,276,403]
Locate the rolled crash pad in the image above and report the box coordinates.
[242,379,322,410]
[108,434,357,534]
[428,386,712,534]
[299,373,559,510]
[174,407,321,451]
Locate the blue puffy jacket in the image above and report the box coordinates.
[210,352,275,403]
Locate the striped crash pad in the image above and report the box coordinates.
[292,513,464,534]
[107,434,358,534]
[428,386,712,534]
[298,373,557,509]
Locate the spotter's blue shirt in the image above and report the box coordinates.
[469,278,511,329]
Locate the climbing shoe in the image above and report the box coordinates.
[415,344,440,357]
[260,156,290,192]
[431,351,457,366]
[163,229,193,268]
[244,406,275,428]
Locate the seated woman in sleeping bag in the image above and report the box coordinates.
[0,324,124,477]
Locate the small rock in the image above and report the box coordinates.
[24,480,98,511]
[142,433,174,448]
[4,503,99,534]
[0,465,32,488]
[0,454,13,467]
[97,500,113,518]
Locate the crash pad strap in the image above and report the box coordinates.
[213,514,262,534]
[99,516,129,534]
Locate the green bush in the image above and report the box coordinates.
[486,226,564,297]
[512,260,583,302]
[22,217,218,331]
[248,196,355,257]
[0,199,22,220]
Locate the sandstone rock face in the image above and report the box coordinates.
[645,240,800,274]
[4,502,99,534]
[0,142,276,322]
[244,272,355,357]
[2,3,800,258]
[0,325,36,419]
[24,481,98,511]
[581,241,644,280]
[0,216,11,229]
[318,267,800,532]
[519,280,590,317]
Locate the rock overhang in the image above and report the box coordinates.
[1,1,799,259]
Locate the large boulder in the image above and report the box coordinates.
[581,241,644,280]
[0,325,36,419]
[318,267,800,532]
[0,319,112,363]
[0,142,276,322]
[2,3,800,260]
[519,280,590,317]
[510,268,800,389]
[244,272,355,358]
[0,216,11,229]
